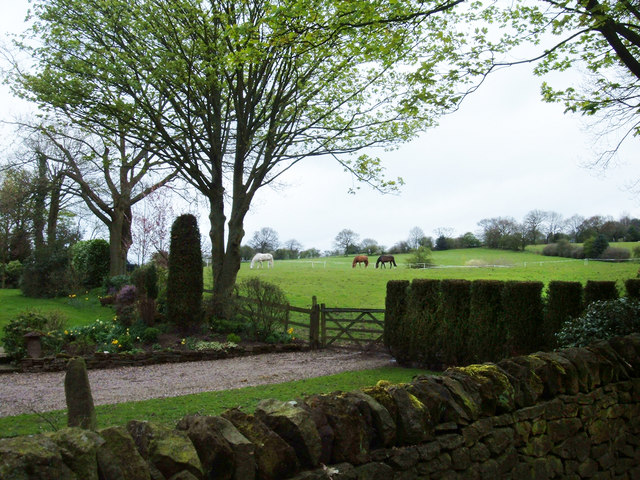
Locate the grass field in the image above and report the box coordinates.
[1,246,637,335]
[224,246,639,309]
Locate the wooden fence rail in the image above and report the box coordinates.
[205,290,383,350]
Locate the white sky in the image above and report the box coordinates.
[1,1,638,253]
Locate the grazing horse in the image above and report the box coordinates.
[250,253,274,269]
[376,255,397,268]
[352,255,369,268]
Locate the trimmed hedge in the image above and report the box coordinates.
[439,279,471,366]
[625,278,640,299]
[468,280,506,364]
[383,280,409,362]
[407,279,441,365]
[167,214,203,333]
[584,280,618,305]
[384,278,636,369]
[502,281,544,356]
[545,281,583,348]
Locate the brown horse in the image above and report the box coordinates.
[352,255,369,268]
[376,255,397,268]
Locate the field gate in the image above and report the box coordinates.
[230,294,386,351]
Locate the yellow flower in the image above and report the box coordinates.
[112,339,119,345]
[181,338,186,345]
[64,330,69,335]
[85,297,89,301]
[287,327,294,335]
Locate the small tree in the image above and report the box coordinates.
[583,234,609,259]
[167,214,203,333]
[406,246,434,268]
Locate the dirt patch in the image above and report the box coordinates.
[0,348,395,417]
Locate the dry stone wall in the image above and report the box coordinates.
[2,335,640,479]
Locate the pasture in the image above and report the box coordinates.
[225,247,639,310]
[0,247,637,336]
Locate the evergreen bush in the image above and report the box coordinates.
[438,279,471,365]
[625,278,640,299]
[20,246,71,298]
[556,298,640,348]
[167,214,203,333]
[502,281,544,356]
[468,280,506,363]
[545,281,583,349]
[584,280,618,306]
[407,279,440,364]
[383,280,409,359]
[71,239,110,288]
[3,260,23,288]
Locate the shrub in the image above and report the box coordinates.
[625,278,640,299]
[502,281,544,356]
[468,280,506,363]
[1,310,67,360]
[599,246,631,261]
[544,281,583,348]
[20,246,72,298]
[633,245,640,259]
[131,264,159,325]
[438,279,471,365]
[115,285,137,326]
[237,277,288,342]
[406,279,440,364]
[226,333,241,344]
[141,327,160,344]
[3,260,23,288]
[584,280,618,306]
[583,234,609,258]
[103,275,131,295]
[405,246,434,268]
[167,214,203,333]
[131,263,159,300]
[383,280,409,360]
[556,298,640,348]
[542,243,558,256]
[71,239,110,288]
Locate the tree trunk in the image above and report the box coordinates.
[209,204,246,318]
[108,204,133,276]
[46,177,63,246]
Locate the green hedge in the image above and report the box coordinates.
[383,280,409,362]
[407,279,441,365]
[584,280,618,306]
[502,281,544,356]
[545,281,583,349]
[468,280,506,364]
[625,278,640,299]
[439,279,471,366]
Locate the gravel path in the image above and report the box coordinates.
[0,349,396,417]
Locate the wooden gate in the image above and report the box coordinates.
[320,305,385,350]
[214,292,385,351]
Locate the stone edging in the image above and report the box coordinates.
[6,342,310,374]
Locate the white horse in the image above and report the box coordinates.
[250,253,274,269]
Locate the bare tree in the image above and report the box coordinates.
[334,229,360,256]
[249,227,279,253]
[408,226,426,250]
[523,209,547,245]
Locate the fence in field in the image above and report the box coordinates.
[207,291,385,350]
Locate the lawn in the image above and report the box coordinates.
[0,366,427,438]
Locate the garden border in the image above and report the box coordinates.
[4,342,309,374]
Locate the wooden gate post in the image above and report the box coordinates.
[320,303,327,347]
[309,296,320,349]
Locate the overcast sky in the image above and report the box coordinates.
[2,1,638,253]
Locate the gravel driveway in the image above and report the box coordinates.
[0,348,395,417]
